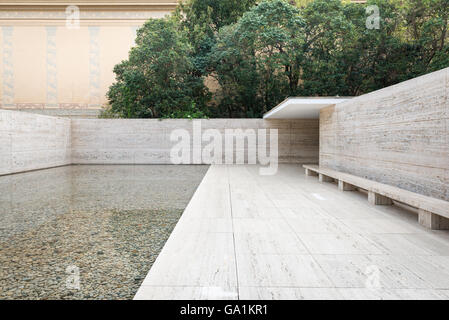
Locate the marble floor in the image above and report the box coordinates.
[134,164,449,300]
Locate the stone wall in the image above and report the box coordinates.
[320,67,449,201]
[0,115,318,175]
[71,119,319,165]
[0,109,71,175]
[16,109,102,119]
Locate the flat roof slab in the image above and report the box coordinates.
[263,97,352,119]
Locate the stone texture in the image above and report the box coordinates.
[320,67,449,201]
[368,191,393,206]
[135,164,449,300]
[303,164,449,222]
[305,168,318,176]
[0,109,71,175]
[418,209,449,230]
[338,180,356,191]
[17,109,101,119]
[71,119,319,165]
[319,173,334,183]
[1,114,319,175]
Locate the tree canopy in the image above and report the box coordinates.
[106,17,209,118]
[210,0,306,117]
[106,0,449,118]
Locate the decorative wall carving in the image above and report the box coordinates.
[2,26,14,107]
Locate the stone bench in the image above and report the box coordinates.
[303,164,449,230]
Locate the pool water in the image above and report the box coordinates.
[0,165,209,300]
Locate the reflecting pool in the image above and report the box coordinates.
[0,165,209,299]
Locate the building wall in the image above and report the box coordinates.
[0,1,175,116]
[0,109,71,175]
[71,119,319,164]
[320,67,449,201]
[0,113,319,175]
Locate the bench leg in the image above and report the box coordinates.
[338,180,356,191]
[319,173,333,183]
[418,209,449,230]
[305,168,318,177]
[368,191,393,205]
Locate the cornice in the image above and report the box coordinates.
[0,1,178,10]
[0,6,175,10]
[0,1,178,5]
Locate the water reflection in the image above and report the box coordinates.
[0,165,208,299]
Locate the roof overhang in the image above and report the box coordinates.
[263,97,352,119]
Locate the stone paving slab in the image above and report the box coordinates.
[134,164,449,300]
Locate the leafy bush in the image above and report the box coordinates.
[98,105,121,119]
[210,0,305,117]
[107,17,210,118]
[107,0,449,118]
[162,102,209,119]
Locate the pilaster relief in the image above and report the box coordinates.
[2,26,14,108]
[88,26,100,108]
[46,26,58,107]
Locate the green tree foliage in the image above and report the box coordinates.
[210,0,305,117]
[299,0,449,95]
[162,102,209,119]
[107,0,449,118]
[211,0,449,116]
[176,0,258,75]
[106,17,209,118]
[400,0,449,74]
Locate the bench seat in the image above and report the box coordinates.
[303,164,449,230]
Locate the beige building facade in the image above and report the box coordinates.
[0,1,176,117]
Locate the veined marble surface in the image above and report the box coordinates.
[135,164,449,300]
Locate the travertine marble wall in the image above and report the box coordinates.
[320,67,449,201]
[0,116,319,176]
[0,109,71,175]
[71,119,319,165]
